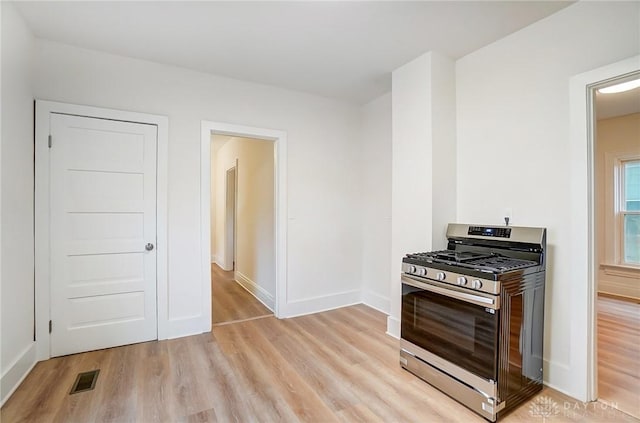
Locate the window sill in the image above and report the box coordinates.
[600,263,640,278]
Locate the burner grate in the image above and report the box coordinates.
[469,256,538,272]
[405,250,537,274]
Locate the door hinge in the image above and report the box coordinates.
[48,135,52,148]
[49,320,52,333]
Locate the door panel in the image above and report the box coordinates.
[66,171,144,212]
[66,128,145,172]
[67,292,146,328]
[67,254,145,298]
[66,213,144,255]
[50,113,157,357]
[68,212,144,242]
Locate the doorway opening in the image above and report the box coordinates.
[210,135,274,325]
[200,121,288,330]
[592,71,640,419]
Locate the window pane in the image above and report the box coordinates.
[624,160,640,211]
[624,214,640,265]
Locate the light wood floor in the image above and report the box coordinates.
[598,295,640,419]
[2,304,637,422]
[211,263,272,325]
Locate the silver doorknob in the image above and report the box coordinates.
[145,243,154,251]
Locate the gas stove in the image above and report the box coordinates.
[400,223,547,421]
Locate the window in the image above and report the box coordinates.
[620,159,640,265]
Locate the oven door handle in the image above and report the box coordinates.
[402,275,500,310]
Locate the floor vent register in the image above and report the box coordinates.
[69,369,100,395]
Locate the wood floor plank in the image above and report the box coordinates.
[21,355,77,423]
[598,295,640,419]
[235,320,337,421]
[199,334,256,423]
[94,345,138,423]
[180,407,218,423]
[215,323,301,422]
[2,303,639,423]
[137,341,172,423]
[252,316,362,413]
[54,349,110,423]
[211,263,272,325]
[335,403,386,423]
[282,314,446,422]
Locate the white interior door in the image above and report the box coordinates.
[49,113,158,357]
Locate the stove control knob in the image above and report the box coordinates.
[408,265,417,274]
[471,279,483,290]
[416,267,426,276]
[457,276,467,286]
[436,272,446,281]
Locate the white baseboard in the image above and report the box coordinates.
[282,289,361,318]
[235,271,275,311]
[212,254,225,267]
[362,290,390,315]
[386,315,400,339]
[1,342,37,407]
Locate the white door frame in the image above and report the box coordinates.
[35,100,169,361]
[201,121,287,321]
[224,165,237,271]
[569,54,640,402]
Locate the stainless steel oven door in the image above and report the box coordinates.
[401,274,500,384]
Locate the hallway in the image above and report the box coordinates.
[211,263,272,325]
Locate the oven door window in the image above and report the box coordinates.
[401,283,499,381]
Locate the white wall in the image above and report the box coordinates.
[32,39,364,328]
[213,137,275,309]
[389,52,457,336]
[212,137,235,270]
[430,53,457,248]
[0,1,36,405]
[455,1,640,400]
[210,143,217,264]
[390,54,432,336]
[360,93,392,314]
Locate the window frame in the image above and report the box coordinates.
[614,155,640,266]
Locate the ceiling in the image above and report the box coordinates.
[14,1,574,105]
[595,87,640,120]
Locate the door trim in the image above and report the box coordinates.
[200,121,287,325]
[35,100,169,361]
[568,54,640,402]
